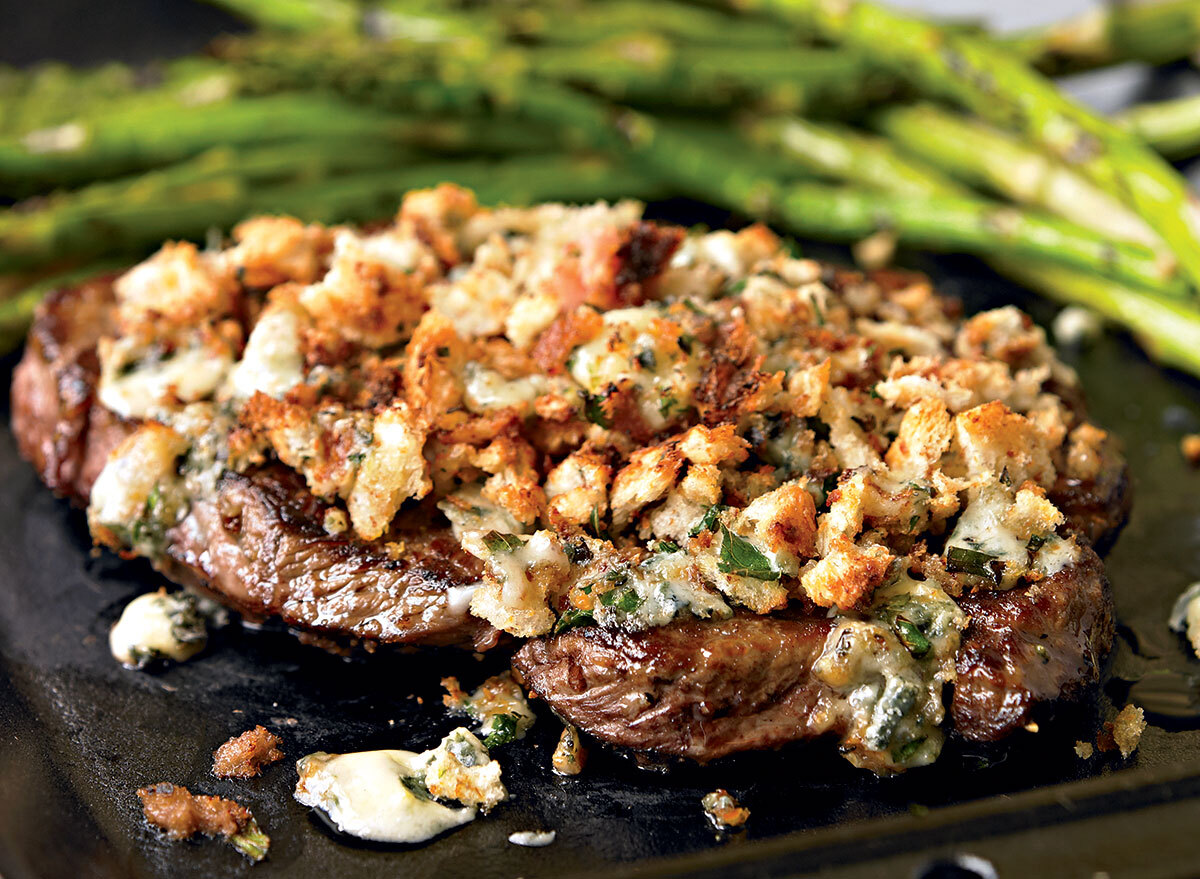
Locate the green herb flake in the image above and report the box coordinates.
[1027,534,1048,552]
[482,531,524,553]
[554,607,594,633]
[677,334,696,355]
[583,393,611,428]
[435,346,450,358]
[725,278,748,296]
[718,524,780,581]
[635,349,657,370]
[688,504,728,537]
[892,737,927,763]
[400,774,433,802]
[656,540,680,554]
[229,818,270,862]
[907,515,920,532]
[682,298,707,314]
[484,713,520,748]
[946,545,1000,581]
[658,394,679,417]
[893,616,931,657]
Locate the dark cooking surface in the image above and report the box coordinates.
[7,4,1200,877]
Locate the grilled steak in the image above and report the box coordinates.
[10,188,1128,772]
[513,544,1115,760]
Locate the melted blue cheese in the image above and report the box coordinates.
[944,483,1029,588]
[98,335,233,419]
[109,590,207,669]
[814,573,967,773]
[438,484,526,542]
[225,301,305,401]
[462,362,549,414]
[567,306,702,430]
[294,728,506,845]
[588,550,732,631]
[294,749,475,844]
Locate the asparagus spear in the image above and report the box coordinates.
[1117,93,1200,161]
[745,0,1200,293]
[0,140,427,274]
[200,0,359,33]
[1001,0,1200,76]
[744,115,965,197]
[873,103,1164,249]
[0,93,558,197]
[996,258,1200,377]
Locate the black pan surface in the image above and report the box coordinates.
[6,4,1200,878]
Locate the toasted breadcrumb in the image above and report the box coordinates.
[212,725,284,779]
[1074,740,1094,759]
[137,783,269,861]
[1097,705,1146,758]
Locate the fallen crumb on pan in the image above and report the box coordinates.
[551,725,587,776]
[137,782,269,861]
[701,789,750,830]
[508,830,556,847]
[1097,705,1146,758]
[1074,740,1094,759]
[212,725,285,779]
[1168,581,1200,658]
[1183,434,1200,467]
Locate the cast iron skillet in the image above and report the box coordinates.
[6,5,1200,878]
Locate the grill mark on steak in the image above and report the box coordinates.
[11,278,132,501]
[12,280,496,649]
[163,466,498,649]
[513,545,1114,760]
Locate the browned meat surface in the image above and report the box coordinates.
[512,614,836,761]
[163,466,498,649]
[212,726,284,779]
[514,545,1114,760]
[11,278,132,502]
[137,782,254,840]
[12,282,496,649]
[951,545,1114,741]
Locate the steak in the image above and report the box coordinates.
[512,544,1114,758]
[10,191,1129,772]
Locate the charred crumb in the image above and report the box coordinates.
[212,725,285,779]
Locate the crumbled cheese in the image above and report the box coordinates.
[442,672,536,744]
[99,334,233,419]
[225,297,306,401]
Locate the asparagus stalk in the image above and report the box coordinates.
[200,0,359,32]
[995,258,1200,376]
[745,0,1200,293]
[1117,93,1200,161]
[1002,0,1200,76]
[0,140,427,274]
[744,115,966,197]
[771,184,1184,297]
[873,103,1164,249]
[0,93,558,197]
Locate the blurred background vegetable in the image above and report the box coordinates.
[4,0,1200,375]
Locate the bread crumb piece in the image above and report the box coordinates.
[212,725,284,778]
[1183,434,1200,466]
[1097,705,1146,758]
[1074,740,1094,759]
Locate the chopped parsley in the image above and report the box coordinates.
[1027,534,1048,552]
[600,586,643,613]
[554,607,594,633]
[483,714,520,748]
[891,737,926,763]
[656,540,680,553]
[582,392,611,428]
[635,349,657,370]
[400,774,433,801]
[717,524,779,581]
[564,538,592,564]
[677,334,696,355]
[724,278,748,296]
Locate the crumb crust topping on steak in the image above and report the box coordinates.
[11,186,1127,773]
